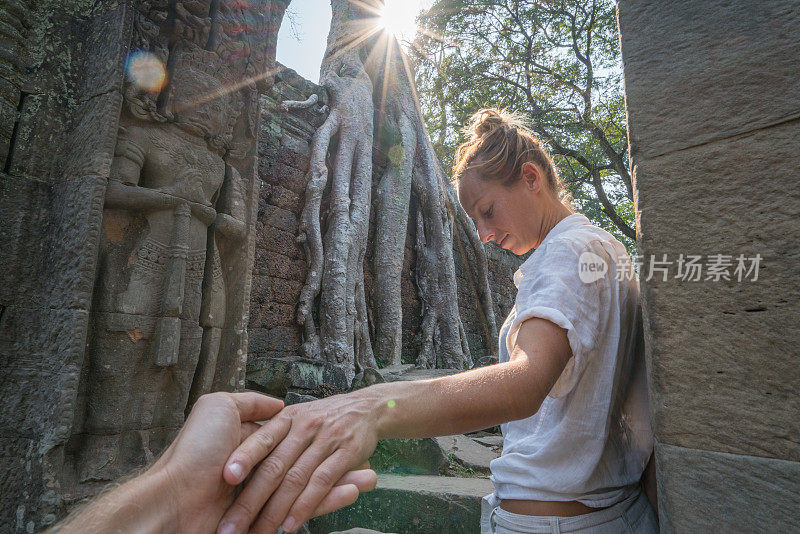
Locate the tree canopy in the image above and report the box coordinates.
[410,0,636,250]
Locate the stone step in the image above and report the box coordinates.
[434,435,500,475]
[370,438,449,475]
[309,474,494,534]
[376,364,416,381]
[246,357,349,397]
[471,434,503,449]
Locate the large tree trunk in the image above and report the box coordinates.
[295,0,497,382]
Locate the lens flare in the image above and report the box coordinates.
[379,0,419,41]
[125,50,167,93]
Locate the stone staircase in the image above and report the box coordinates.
[309,429,501,533]
[308,473,495,533]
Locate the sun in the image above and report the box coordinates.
[378,0,422,42]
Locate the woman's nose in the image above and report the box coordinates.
[476,222,494,243]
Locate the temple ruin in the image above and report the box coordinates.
[0,0,798,532]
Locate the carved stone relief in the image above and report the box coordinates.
[66,1,280,486]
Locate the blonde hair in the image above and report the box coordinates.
[452,108,570,205]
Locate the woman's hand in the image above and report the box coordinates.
[217,393,382,534]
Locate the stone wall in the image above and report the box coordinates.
[249,66,523,371]
[618,1,800,531]
[0,2,283,530]
[249,67,326,365]
[0,4,132,530]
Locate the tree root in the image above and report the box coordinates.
[296,0,498,381]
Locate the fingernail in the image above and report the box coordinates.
[217,520,236,534]
[283,517,297,532]
[228,462,244,481]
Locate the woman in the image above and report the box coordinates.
[452,109,656,533]
[215,109,657,534]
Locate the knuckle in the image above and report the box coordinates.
[306,413,324,429]
[284,466,310,489]
[313,468,336,488]
[259,510,284,531]
[291,498,313,520]
[257,457,285,479]
[253,430,275,451]
[231,499,257,521]
[195,392,222,407]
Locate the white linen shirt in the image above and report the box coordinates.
[488,213,653,508]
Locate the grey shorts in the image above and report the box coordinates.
[480,487,658,534]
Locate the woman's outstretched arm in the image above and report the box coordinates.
[217,316,572,534]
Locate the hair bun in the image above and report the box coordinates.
[465,107,527,141]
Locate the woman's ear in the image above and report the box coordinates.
[521,162,542,193]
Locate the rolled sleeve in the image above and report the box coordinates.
[507,238,604,398]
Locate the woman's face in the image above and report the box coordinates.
[457,162,551,255]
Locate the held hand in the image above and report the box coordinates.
[151,392,285,531]
[152,392,376,533]
[217,392,381,534]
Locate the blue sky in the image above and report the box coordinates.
[276,0,431,83]
[276,0,332,83]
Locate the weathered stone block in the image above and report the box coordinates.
[271,279,304,305]
[281,130,311,158]
[435,435,499,475]
[43,175,106,310]
[9,7,126,184]
[0,305,91,528]
[0,306,89,438]
[618,0,800,158]
[57,90,122,182]
[258,227,304,260]
[284,391,318,405]
[11,89,122,183]
[249,326,302,355]
[250,301,296,328]
[0,97,17,141]
[654,440,800,533]
[376,363,416,381]
[73,5,131,101]
[257,250,307,280]
[0,175,105,311]
[246,356,349,397]
[260,204,299,233]
[1,436,50,533]
[274,160,312,194]
[472,434,503,448]
[0,174,51,307]
[634,121,800,460]
[266,183,302,212]
[370,438,449,475]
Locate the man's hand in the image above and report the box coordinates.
[217,393,381,534]
[158,392,377,532]
[54,392,376,533]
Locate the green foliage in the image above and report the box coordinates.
[409,0,637,251]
